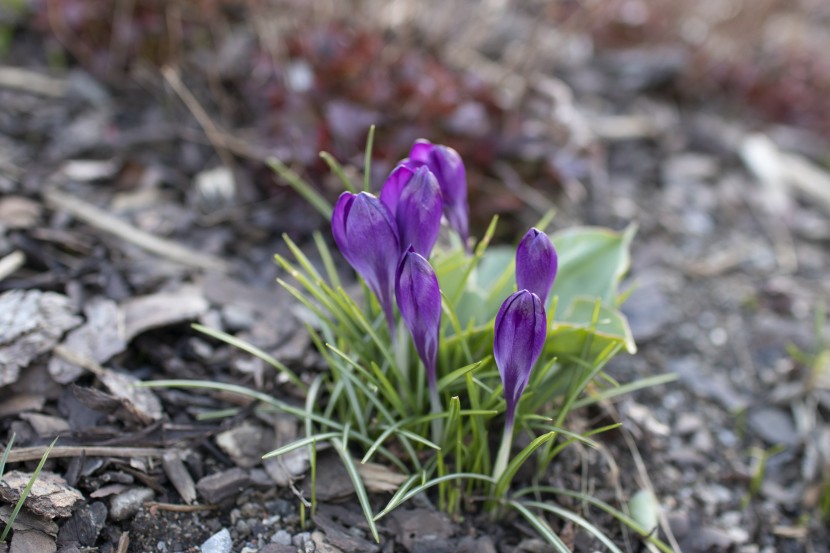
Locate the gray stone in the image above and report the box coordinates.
[201,528,232,553]
[747,407,799,446]
[196,468,250,505]
[9,529,57,553]
[109,487,154,521]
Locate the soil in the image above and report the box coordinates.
[1,2,829,553]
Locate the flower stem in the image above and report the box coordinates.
[429,383,443,444]
[493,417,514,482]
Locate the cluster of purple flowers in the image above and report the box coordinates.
[332,139,465,396]
[331,139,558,427]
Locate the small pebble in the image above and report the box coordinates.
[271,530,291,545]
[109,487,154,521]
[201,528,232,553]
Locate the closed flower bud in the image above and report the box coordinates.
[332,191,400,330]
[395,247,442,393]
[515,228,558,305]
[380,165,443,258]
[409,139,469,248]
[493,290,546,426]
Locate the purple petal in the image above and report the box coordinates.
[396,247,442,390]
[332,191,400,328]
[494,290,546,425]
[409,139,433,163]
[396,166,443,257]
[379,164,415,216]
[515,228,558,305]
[408,140,470,246]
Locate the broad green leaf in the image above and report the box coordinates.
[549,225,634,312]
[547,298,637,357]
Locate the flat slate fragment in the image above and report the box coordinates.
[196,467,250,505]
[0,471,83,519]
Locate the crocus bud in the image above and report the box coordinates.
[380,166,442,257]
[395,247,442,393]
[515,228,558,305]
[494,290,546,427]
[409,139,469,247]
[332,191,400,330]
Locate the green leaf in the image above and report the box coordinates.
[0,433,14,481]
[192,324,306,389]
[519,500,623,553]
[331,437,380,542]
[268,158,333,220]
[493,432,556,499]
[547,298,636,357]
[507,501,571,553]
[262,433,339,459]
[550,224,634,311]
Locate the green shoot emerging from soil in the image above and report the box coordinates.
[144,129,675,550]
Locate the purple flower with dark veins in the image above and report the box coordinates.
[408,139,469,248]
[380,165,443,258]
[332,191,400,331]
[492,289,546,479]
[396,246,444,434]
[515,228,558,305]
[396,247,442,396]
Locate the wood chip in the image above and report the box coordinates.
[0,250,25,283]
[48,297,126,384]
[0,290,81,387]
[162,451,198,504]
[121,285,209,341]
[0,471,83,519]
[4,446,165,464]
[0,66,67,97]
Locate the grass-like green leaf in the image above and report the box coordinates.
[374,472,497,520]
[492,432,556,499]
[507,500,571,553]
[518,486,674,553]
[363,124,376,192]
[320,151,356,192]
[262,433,339,459]
[1,436,59,542]
[520,500,624,553]
[331,437,380,542]
[192,323,306,390]
[571,373,678,409]
[268,158,333,220]
[0,433,14,480]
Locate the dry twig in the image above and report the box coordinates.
[43,188,229,272]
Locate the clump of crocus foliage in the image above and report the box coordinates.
[147,131,675,551]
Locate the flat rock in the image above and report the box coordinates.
[0,471,83,519]
[0,290,81,387]
[9,529,56,553]
[215,421,275,468]
[196,468,250,505]
[389,508,454,553]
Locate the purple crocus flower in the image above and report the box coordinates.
[515,228,558,305]
[380,165,443,258]
[409,139,469,247]
[395,247,442,395]
[492,289,546,479]
[332,191,400,331]
[494,290,546,428]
